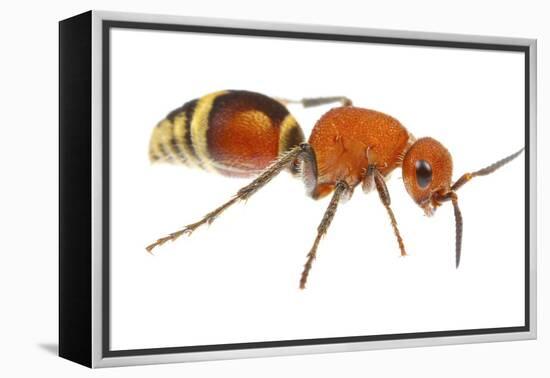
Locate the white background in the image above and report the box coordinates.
[110,28,525,350]
[0,0,548,377]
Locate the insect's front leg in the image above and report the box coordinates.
[361,164,376,194]
[362,165,407,257]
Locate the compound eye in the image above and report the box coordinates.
[415,160,432,189]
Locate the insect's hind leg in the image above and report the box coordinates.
[146,144,312,253]
[276,96,352,108]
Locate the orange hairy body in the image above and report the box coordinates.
[148,92,524,285]
[207,95,285,176]
[308,107,413,198]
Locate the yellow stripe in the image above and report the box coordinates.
[155,119,179,163]
[278,114,302,155]
[190,90,228,171]
[149,123,165,162]
[171,112,196,167]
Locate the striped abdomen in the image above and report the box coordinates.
[149,90,305,177]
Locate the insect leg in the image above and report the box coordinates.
[300,180,349,289]
[146,144,310,253]
[368,166,407,257]
[296,143,319,198]
[275,96,352,108]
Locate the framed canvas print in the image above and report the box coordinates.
[59,10,537,368]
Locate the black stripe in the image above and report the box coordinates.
[164,99,200,166]
[183,99,201,165]
[162,118,186,164]
[157,141,173,162]
[166,102,187,122]
[283,122,305,152]
[284,124,306,175]
[209,90,289,126]
[170,136,187,164]
[105,20,528,52]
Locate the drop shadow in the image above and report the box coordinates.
[38,343,58,355]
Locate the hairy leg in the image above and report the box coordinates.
[300,180,349,289]
[364,165,407,257]
[276,96,352,108]
[146,144,310,253]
